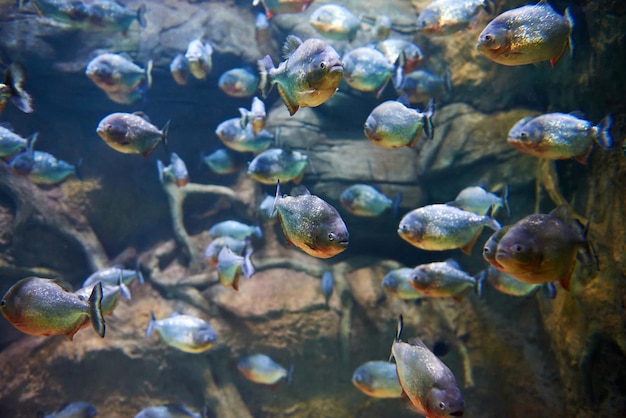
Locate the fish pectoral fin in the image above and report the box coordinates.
[461,228,483,255]
[550,44,568,68]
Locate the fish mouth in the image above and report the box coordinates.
[329,63,344,73]
[338,240,349,246]
[450,411,464,417]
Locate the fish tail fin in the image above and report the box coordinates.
[135,261,145,284]
[145,311,156,338]
[6,63,34,113]
[271,180,281,217]
[74,157,83,181]
[392,51,405,90]
[157,160,165,183]
[239,107,250,129]
[501,185,511,217]
[257,55,274,99]
[161,120,171,153]
[474,270,486,298]
[422,98,435,140]
[486,215,501,231]
[242,246,256,279]
[117,273,132,301]
[395,315,403,342]
[88,282,106,338]
[254,225,263,239]
[565,7,575,58]
[443,69,453,95]
[137,4,147,28]
[595,114,614,150]
[145,59,153,89]
[542,282,557,299]
[392,192,403,218]
[286,364,295,386]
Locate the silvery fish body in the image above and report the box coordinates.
[321,271,333,304]
[96,112,169,157]
[247,148,309,185]
[218,67,258,98]
[40,401,97,418]
[398,203,500,253]
[25,151,78,185]
[342,47,396,97]
[447,185,508,216]
[185,39,213,80]
[364,99,434,148]
[83,266,144,288]
[216,246,255,291]
[309,4,361,41]
[0,126,28,157]
[417,0,491,35]
[204,236,247,266]
[507,113,613,163]
[476,2,573,66]
[215,118,274,153]
[409,259,479,298]
[134,404,201,418]
[209,220,262,240]
[202,148,240,174]
[375,38,424,74]
[351,361,403,398]
[339,184,400,217]
[237,353,289,384]
[169,54,189,86]
[145,312,217,353]
[257,35,343,115]
[396,69,451,104]
[85,53,152,95]
[254,0,315,19]
[483,265,542,297]
[381,267,425,300]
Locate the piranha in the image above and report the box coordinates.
[217,246,255,291]
[0,63,33,113]
[482,206,591,290]
[218,67,259,98]
[342,46,400,98]
[364,98,434,148]
[339,184,402,217]
[409,259,483,299]
[215,117,274,153]
[476,1,574,67]
[352,361,403,398]
[446,184,510,217]
[374,38,424,75]
[13,150,80,185]
[390,315,464,418]
[253,0,315,19]
[169,54,189,86]
[239,96,267,136]
[0,277,105,340]
[273,181,349,258]
[75,277,131,317]
[309,4,361,42]
[482,266,556,298]
[97,112,169,157]
[247,148,309,185]
[209,220,262,240]
[237,353,293,385]
[185,39,213,80]
[146,311,217,353]
[396,69,452,104]
[158,152,189,187]
[416,0,493,35]
[134,404,203,418]
[38,401,97,418]
[321,271,333,305]
[0,125,29,157]
[257,35,343,116]
[83,265,144,288]
[398,203,500,253]
[381,268,426,300]
[507,112,613,163]
[202,148,241,175]
[85,53,152,103]
[204,236,247,266]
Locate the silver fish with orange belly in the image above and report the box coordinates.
[257,35,343,116]
[476,0,574,67]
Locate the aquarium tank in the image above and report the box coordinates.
[0,0,624,417]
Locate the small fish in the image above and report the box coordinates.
[158,152,189,187]
[398,203,500,253]
[416,0,492,35]
[309,4,361,41]
[202,148,241,175]
[253,0,314,19]
[38,401,97,418]
[483,206,590,290]
[169,54,189,86]
[216,246,255,291]
[209,220,262,240]
[83,265,144,288]
[247,148,309,185]
[396,69,452,104]
[409,259,482,299]
[75,277,131,317]
[134,404,202,418]
[0,63,33,113]
[342,46,399,98]
[257,194,278,224]
[477,1,574,67]
[482,265,555,298]
[215,117,274,153]
[97,112,169,157]
[18,150,79,185]
[507,113,613,163]
[85,53,152,98]
[321,271,333,305]
[390,316,464,417]
[204,236,247,266]
[146,311,217,353]
[0,125,29,157]
[374,38,424,75]
[273,182,349,258]
[218,67,259,98]
[351,361,403,398]
[339,184,402,217]
[237,353,292,385]
[381,268,426,300]
[258,35,343,116]
[446,184,510,217]
[239,96,267,136]
[0,277,105,340]
[372,15,392,41]
[185,39,213,80]
[364,98,434,148]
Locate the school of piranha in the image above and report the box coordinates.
[0,0,617,417]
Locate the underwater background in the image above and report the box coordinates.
[0,0,625,416]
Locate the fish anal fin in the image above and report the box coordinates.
[574,146,592,164]
[277,86,299,116]
[461,229,483,255]
[549,44,567,68]
[560,264,576,291]
[292,171,305,184]
[232,276,239,291]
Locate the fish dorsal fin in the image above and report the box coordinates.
[444,258,461,269]
[0,121,13,131]
[164,404,194,415]
[568,110,585,119]
[282,35,303,59]
[549,204,571,221]
[396,93,411,107]
[133,111,151,122]
[52,278,73,292]
[169,311,181,318]
[407,337,428,348]
[119,52,134,61]
[290,185,310,196]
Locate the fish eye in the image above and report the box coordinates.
[519,132,528,139]
[514,244,524,253]
[0,300,5,308]
[483,247,491,255]
[320,62,327,70]
[439,401,446,410]
[484,34,493,42]
[328,232,335,241]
